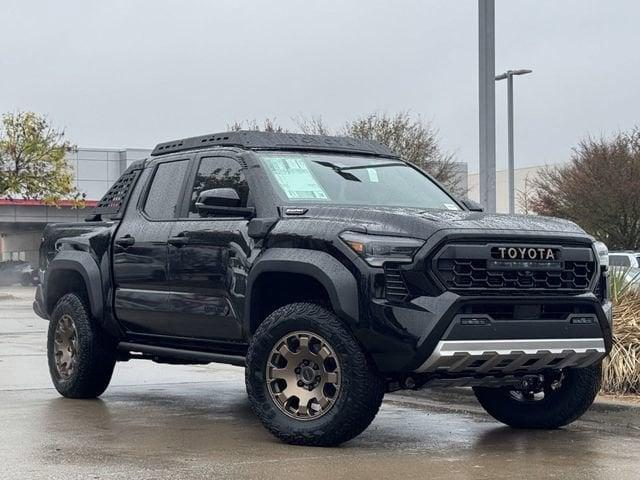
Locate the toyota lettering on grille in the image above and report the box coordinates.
[491,246,558,261]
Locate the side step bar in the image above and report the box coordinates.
[118,342,246,367]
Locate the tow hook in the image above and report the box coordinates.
[519,374,545,391]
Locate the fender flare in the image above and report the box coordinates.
[245,248,359,334]
[44,250,104,321]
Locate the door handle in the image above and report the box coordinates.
[115,235,135,247]
[168,235,190,247]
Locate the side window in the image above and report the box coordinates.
[188,157,249,217]
[143,160,189,219]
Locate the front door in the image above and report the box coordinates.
[113,158,191,335]
[166,155,252,341]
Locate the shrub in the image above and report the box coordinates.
[602,268,640,394]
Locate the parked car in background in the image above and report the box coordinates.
[608,252,640,290]
[609,251,640,269]
[0,260,38,287]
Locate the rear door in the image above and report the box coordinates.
[166,155,253,341]
[113,157,191,335]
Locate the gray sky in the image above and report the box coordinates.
[3,0,639,172]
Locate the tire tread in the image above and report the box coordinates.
[246,302,384,446]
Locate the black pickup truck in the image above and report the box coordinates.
[35,131,612,446]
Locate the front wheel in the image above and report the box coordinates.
[473,363,602,429]
[47,293,117,398]
[245,303,384,447]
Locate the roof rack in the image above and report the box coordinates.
[151,130,398,158]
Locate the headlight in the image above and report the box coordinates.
[593,241,609,269]
[339,231,425,267]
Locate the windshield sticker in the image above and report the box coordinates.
[444,203,459,210]
[367,168,379,183]
[265,157,329,200]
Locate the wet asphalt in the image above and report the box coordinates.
[1,286,639,480]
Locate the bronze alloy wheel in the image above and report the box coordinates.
[266,331,341,420]
[53,313,78,379]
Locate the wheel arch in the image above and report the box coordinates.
[245,248,359,336]
[44,250,104,322]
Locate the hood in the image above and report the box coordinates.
[275,205,587,241]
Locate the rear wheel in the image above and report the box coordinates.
[246,302,384,446]
[473,363,602,429]
[47,293,117,398]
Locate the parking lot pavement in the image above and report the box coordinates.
[1,286,639,479]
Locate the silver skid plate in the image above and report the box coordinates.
[415,338,606,374]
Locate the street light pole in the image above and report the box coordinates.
[495,69,532,213]
[478,0,496,213]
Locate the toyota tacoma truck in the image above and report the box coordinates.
[34,131,612,446]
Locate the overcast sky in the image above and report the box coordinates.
[2,0,638,172]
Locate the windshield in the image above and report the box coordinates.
[258,152,461,210]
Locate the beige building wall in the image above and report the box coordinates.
[468,165,549,214]
[0,230,42,264]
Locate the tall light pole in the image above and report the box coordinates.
[478,0,496,213]
[495,69,532,213]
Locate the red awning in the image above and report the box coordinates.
[0,198,98,207]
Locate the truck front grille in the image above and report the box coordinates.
[433,242,597,295]
[437,259,595,292]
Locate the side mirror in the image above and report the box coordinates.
[196,188,255,218]
[460,198,484,212]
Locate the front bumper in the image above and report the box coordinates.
[361,291,612,374]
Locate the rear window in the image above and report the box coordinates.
[143,160,189,219]
[610,254,631,267]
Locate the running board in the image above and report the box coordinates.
[118,342,246,367]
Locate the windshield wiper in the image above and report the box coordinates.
[313,160,404,182]
[314,161,404,172]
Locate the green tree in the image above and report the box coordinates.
[0,111,82,206]
[530,128,640,250]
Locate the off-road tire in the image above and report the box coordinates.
[47,293,117,398]
[246,302,384,447]
[473,363,602,429]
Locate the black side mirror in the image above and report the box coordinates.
[460,198,484,212]
[196,188,255,218]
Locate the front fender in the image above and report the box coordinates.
[44,250,104,321]
[245,248,359,332]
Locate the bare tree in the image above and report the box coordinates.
[228,118,287,133]
[294,115,332,136]
[341,112,464,195]
[529,128,640,250]
[517,173,534,215]
[230,112,464,195]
